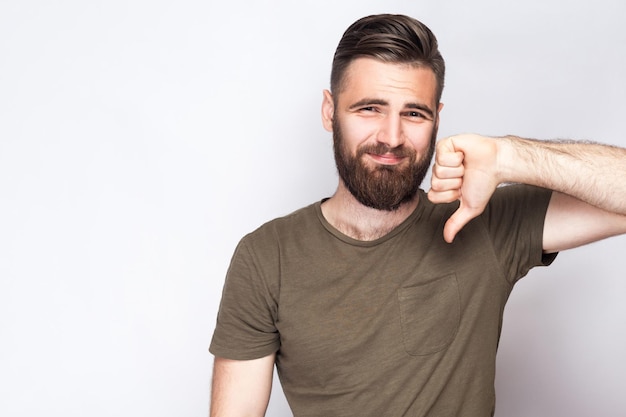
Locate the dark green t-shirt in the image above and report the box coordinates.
[210,185,555,416]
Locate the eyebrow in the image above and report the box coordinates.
[348,98,435,119]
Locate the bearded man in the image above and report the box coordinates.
[209,14,626,417]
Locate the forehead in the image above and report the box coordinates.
[338,58,438,108]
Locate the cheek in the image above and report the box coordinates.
[339,119,378,147]
[406,126,436,150]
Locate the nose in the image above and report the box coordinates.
[377,114,404,148]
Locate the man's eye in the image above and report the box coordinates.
[407,111,424,118]
[360,106,377,112]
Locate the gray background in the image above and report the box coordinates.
[1,0,625,416]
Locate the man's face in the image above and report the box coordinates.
[322,58,443,211]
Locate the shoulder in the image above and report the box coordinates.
[418,185,551,243]
[483,184,552,217]
[240,201,322,248]
[224,202,322,292]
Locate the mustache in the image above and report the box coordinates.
[357,143,416,158]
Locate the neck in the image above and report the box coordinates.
[321,183,420,241]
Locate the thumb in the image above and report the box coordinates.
[443,204,481,243]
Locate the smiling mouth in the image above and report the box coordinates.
[366,152,407,165]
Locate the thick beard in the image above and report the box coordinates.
[332,118,436,211]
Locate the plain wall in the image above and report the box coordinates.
[1,0,624,416]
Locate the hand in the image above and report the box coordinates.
[428,134,501,243]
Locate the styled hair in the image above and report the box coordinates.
[330,14,445,103]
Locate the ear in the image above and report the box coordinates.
[321,89,335,132]
[434,102,444,130]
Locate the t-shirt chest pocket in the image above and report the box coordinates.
[397,273,461,356]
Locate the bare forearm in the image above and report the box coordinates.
[498,136,626,215]
[210,355,274,417]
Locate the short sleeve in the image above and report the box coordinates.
[480,184,557,283]
[209,237,280,360]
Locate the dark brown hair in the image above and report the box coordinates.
[330,14,445,103]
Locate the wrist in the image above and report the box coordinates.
[494,135,517,184]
